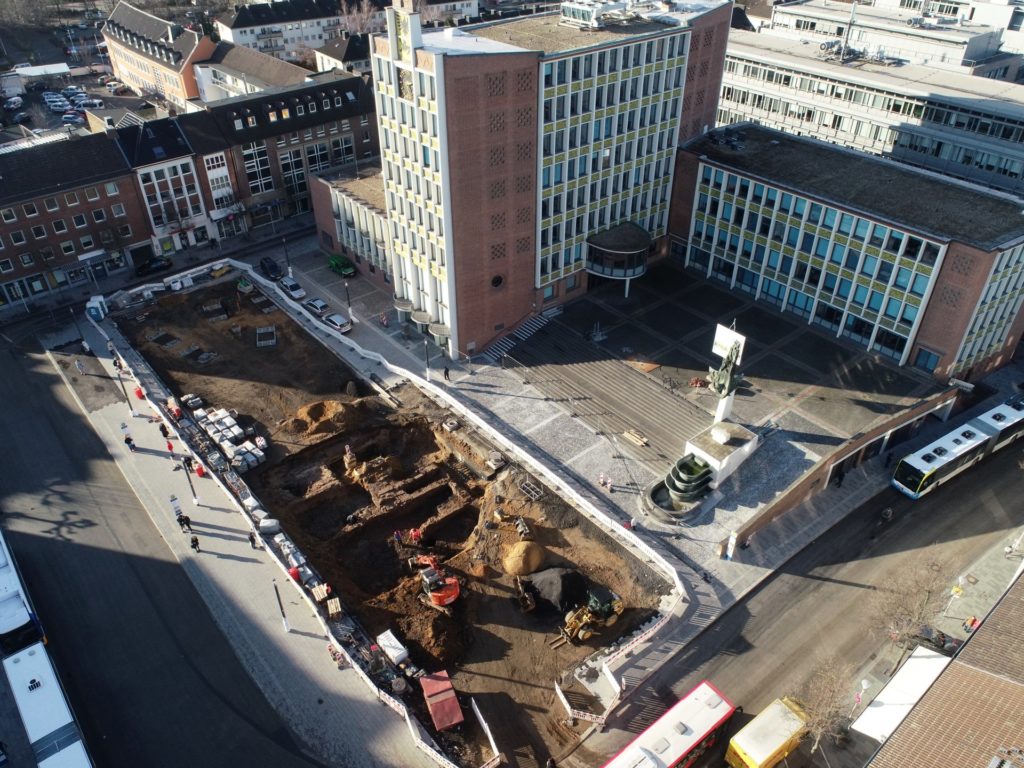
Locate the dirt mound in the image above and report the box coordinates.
[281,417,308,434]
[503,541,545,576]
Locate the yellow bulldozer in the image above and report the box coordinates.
[550,586,624,647]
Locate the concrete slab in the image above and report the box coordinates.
[734,304,802,342]
[556,299,625,337]
[678,283,747,319]
[594,320,674,360]
[635,302,706,339]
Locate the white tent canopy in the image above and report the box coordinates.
[13,64,72,78]
[851,647,950,743]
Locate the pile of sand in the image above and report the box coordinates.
[502,541,545,576]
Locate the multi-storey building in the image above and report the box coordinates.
[216,0,480,62]
[311,163,392,279]
[314,33,373,74]
[362,0,730,357]
[0,133,149,311]
[671,124,1024,382]
[766,0,1020,79]
[869,0,1024,54]
[193,42,312,103]
[719,29,1024,195]
[177,72,379,236]
[103,1,217,109]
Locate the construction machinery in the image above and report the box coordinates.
[550,586,624,647]
[410,555,461,615]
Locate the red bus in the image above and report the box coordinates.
[601,681,735,768]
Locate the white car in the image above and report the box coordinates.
[61,114,85,126]
[303,297,329,317]
[322,312,352,334]
[49,101,71,113]
[279,276,306,300]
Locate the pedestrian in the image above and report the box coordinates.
[393,529,403,545]
[835,468,845,488]
[701,571,711,583]
[177,513,187,532]
[963,615,978,633]
[106,340,115,355]
[248,530,258,549]
[159,423,169,440]
[443,366,451,382]
[74,359,85,375]
[182,455,194,473]
[190,535,200,553]
[166,440,174,457]
[113,357,123,372]
[123,435,136,452]
[81,339,90,354]
[180,514,192,533]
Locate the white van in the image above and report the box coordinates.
[2,97,22,110]
[79,99,104,109]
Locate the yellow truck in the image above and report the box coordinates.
[725,697,808,768]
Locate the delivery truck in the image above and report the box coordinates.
[726,696,808,768]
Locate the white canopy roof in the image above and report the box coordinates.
[851,647,950,743]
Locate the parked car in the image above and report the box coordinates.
[279,276,306,300]
[49,101,71,113]
[321,312,353,334]
[900,626,964,657]
[257,256,283,280]
[105,81,124,93]
[303,297,329,317]
[78,98,103,109]
[134,256,173,277]
[327,252,357,277]
[61,114,85,126]
[3,97,23,110]
[41,92,64,102]
[12,112,31,124]
[12,62,31,70]
[61,86,84,98]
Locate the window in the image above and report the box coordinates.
[19,253,33,266]
[85,187,100,201]
[105,182,119,196]
[31,225,46,239]
[73,214,87,229]
[80,234,95,250]
[112,203,126,217]
[0,208,15,223]
[60,240,75,256]
[44,197,59,212]
[117,224,132,238]
[0,259,12,273]
[65,192,79,206]
[23,203,38,217]
[52,219,67,234]
[93,209,106,223]
[914,348,940,372]
[10,231,25,246]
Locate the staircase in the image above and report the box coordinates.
[480,309,558,363]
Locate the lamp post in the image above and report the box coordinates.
[69,306,83,340]
[344,281,351,311]
[423,338,431,382]
[116,370,137,416]
[282,237,292,277]
[181,457,199,505]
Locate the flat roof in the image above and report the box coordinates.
[320,161,386,214]
[686,124,1024,250]
[851,647,949,743]
[727,30,1024,121]
[772,0,998,40]
[456,0,728,56]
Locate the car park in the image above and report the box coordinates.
[279,276,306,300]
[49,101,71,113]
[321,312,353,334]
[303,297,329,317]
[257,256,283,280]
[134,256,173,277]
[61,87,84,98]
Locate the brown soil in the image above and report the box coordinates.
[118,279,670,768]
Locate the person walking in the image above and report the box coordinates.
[177,513,187,533]
[74,359,86,375]
[123,435,136,452]
[248,530,258,549]
[180,514,192,533]
[443,366,451,382]
[190,535,200,553]
[166,440,174,458]
[106,340,115,355]
[158,423,169,440]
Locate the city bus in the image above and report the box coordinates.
[601,681,735,768]
[0,530,44,656]
[891,395,1024,499]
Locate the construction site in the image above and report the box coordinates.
[116,276,669,767]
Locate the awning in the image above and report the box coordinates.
[77,248,107,262]
[420,671,464,732]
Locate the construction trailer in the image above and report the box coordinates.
[420,671,464,732]
[725,697,808,768]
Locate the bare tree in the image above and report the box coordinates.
[867,546,948,670]
[413,0,444,26]
[796,653,854,755]
[342,0,382,35]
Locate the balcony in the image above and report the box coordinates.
[584,221,651,280]
[256,29,283,39]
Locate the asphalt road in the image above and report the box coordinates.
[580,443,1024,767]
[0,340,323,768]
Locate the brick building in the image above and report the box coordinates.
[671,124,1024,382]
[0,133,149,311]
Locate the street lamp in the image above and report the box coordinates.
[282,237,292,277]
[181,457,199,505]
[116,370,137,416]
[424,338,431,382]
[344,281,351,311]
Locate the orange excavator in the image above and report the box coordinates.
[409,555,461,614]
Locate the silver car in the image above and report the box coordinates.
[322,312,352,334]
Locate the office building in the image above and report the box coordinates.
[766,0,1020,79]
[193,42,313,103]
[719,29,1024,195]
[103,1,217,108]
[355,0,730,357]
[671,124,1024,381]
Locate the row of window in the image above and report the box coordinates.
[541,36,685,87]
[0,205,128,249]
[0,226,133,273]
[230,94,361,132]
[0,184,121,223]
[543,80,682,125]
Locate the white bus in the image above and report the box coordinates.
[3,642,92,767]
[892,395,1024,499]
[0,531,43,656]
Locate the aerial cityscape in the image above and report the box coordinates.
[0,0,1022,764]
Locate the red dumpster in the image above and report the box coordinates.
[195,463,206,478]
[134,386,144,400]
